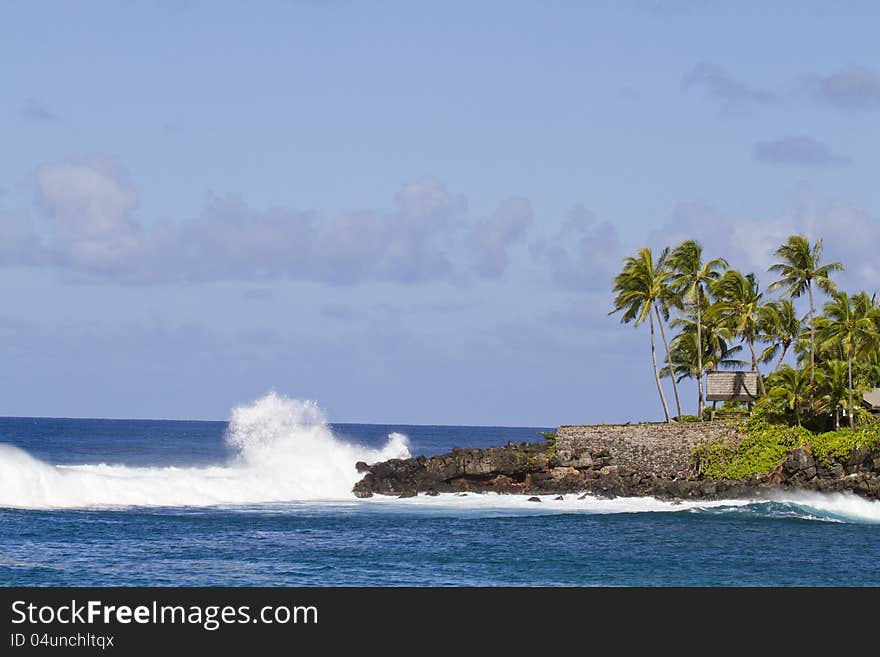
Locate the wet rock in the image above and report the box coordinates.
[527,496,542,502]
[783,448,814,475]
[699,481,717,497]
[488,474,519,494]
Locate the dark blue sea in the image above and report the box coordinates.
[2,394,879,586]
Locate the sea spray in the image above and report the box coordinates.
[0,392,410,509]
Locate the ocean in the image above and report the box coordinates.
[2,393,879,586]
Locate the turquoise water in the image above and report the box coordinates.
[2,397,879,586]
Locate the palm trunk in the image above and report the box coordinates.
[747,339,765,396]
[696,288,705,419]
[655,305,682,420]
[834,406,840,430]
[774,343,789,372]
[808,282,815,380]
[848,352,855,431]
[649,312,671,423]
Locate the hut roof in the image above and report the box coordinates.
[706,370,759,402]
[863,388,880,411]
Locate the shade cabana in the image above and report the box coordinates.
[863,388,880,414]
[706,370,760,403]
[706,371,759,420]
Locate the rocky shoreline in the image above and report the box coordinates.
[353,440,880,501]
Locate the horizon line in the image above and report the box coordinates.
[0,414,555,429]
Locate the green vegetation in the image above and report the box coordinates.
[610,234,880,429]
[692,406,880,479]
[692,411,811,479]
[810,421,880,466]
[540,431,557,455]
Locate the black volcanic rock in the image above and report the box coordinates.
[351,440,880,501]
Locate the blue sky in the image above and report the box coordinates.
[1,1,879,425]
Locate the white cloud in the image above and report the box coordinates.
[467,197,533,279]
[648,188,880,293]
[35,159,143,275]
[530,204,622,291]
[11,158,878,298]
[11,160,531,285]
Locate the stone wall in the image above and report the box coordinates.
[555,421,744,478]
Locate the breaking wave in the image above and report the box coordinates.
[0,392,410,509]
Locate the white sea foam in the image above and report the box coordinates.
[359,492,755,516]
[355,491,880,524]
[0,392,410,509]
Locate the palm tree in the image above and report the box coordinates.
[759,299,802,372]
[814,360,850,429]
[766,365,814,426]
[815,291,879,430]
[701,313,745,376]
[852,290,880,392]
[661,322,745,390]
[709,270,768,396]
[667,240,727,417]
[653,250,684,419]
[610,248,675,423]
[768,235,843,376]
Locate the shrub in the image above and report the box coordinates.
[692,408,880,479]
[808,423,880,466]
[692,421,810,480]
[540,431,557,454]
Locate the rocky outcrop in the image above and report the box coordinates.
[771,447,880,497]
[354,442,551,497]
[353,439,880,500]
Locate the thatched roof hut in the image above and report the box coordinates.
[706,371,760,403]
[863,388,880,414]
